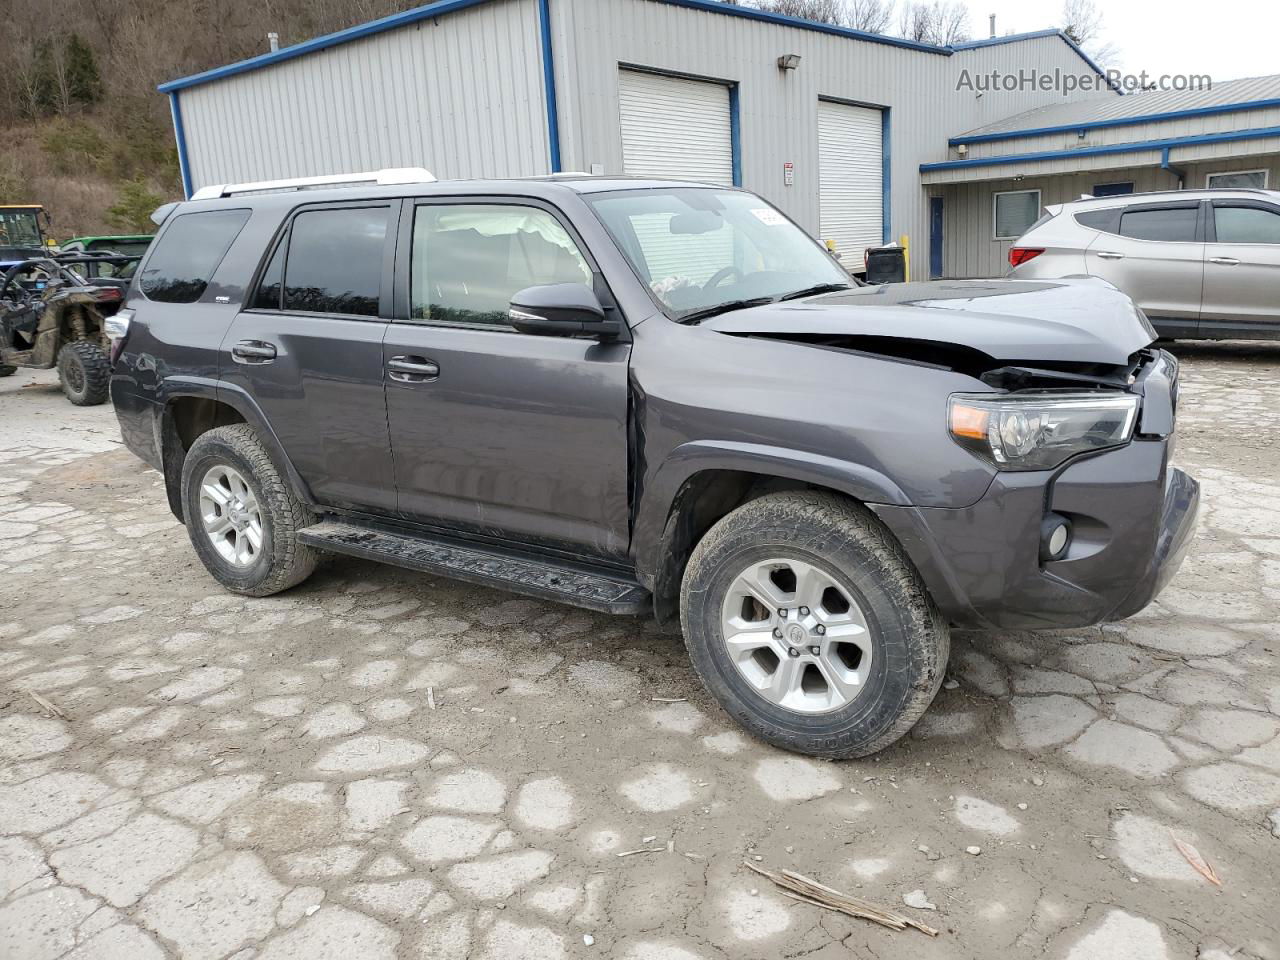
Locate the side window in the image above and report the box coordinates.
[283,207,389,317]
[1118,206,1197,242]
[1206,170,1267,189]
[993,190,1041,241]
[1074,208,1121,234]
[251,237,285,310]
[1214,206,1280,244]
[139,209,250,303]
[410,204,591,326]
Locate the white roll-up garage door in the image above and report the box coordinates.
[618,70,734,186]
[817,99,884,263]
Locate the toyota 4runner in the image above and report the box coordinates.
[109,168,1199,758]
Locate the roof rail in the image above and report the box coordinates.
[190,167,436,201]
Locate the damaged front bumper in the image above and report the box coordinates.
[872,351,1200,630]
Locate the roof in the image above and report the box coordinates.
[956,73,1280,143]
[159,0,1107,93]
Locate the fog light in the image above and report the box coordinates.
[1041,515,1071,562]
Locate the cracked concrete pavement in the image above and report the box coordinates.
[2,343,1279,959]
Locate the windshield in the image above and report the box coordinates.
[587,188,851,321]
[0,210,43,248]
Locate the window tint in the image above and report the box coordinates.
[251,238,285,310]
[1075,208,1121,234]
[283,207,388,316]
[410,204,591,326]
[139,210,249,303]
[1206,170,1267,189]
[1214,206,1280,244]
[994,190,1041,240]
[1119,207,1197,242]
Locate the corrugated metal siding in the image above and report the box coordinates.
[617,70,734,183]
[817,100,882,256]
[179,0,549,189]
[935,154,1280,278]
[962,73,1280,138]
[550,0,1112,280]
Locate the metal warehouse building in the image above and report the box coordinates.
[927,74,1280,278]
[161,0,1119,280]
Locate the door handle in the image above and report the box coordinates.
[1210,256,1240,266]
[231,340,277,363]
[1095,251,1125,260]
[387,355,440,382]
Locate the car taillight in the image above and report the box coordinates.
[92,286,123,302]
[1008,247,1044,268]
[105,309,133,366]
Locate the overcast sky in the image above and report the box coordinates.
[965,0,1279,84]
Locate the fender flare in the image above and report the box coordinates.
[631,439,911,584]
[155,379,318,514]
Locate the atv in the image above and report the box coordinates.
[0,258,124,405]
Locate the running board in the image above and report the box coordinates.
[297,520,650,615]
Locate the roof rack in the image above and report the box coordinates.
[190,167,436,201]
[1070,186,1277,204]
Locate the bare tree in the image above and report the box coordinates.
[758,0,846,23]
[846,0,894,33]
[897,1,969,45]
[1061,0,1119,69]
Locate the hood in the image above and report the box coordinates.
[704,278,1156,367]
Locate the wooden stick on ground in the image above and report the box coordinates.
[743,860,940,938]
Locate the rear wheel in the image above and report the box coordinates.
[181,424,318,596]
[0,365,16,377]
[57,341,110,405]
[680,491,948,759]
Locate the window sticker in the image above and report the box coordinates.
[750,208,787,226]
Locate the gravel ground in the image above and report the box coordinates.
[1,343,1278,960]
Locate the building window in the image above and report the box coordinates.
[1092,181,1134,197]
[1206,170,1268,189]
[993,190,1041,240]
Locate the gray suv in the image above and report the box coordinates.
[108,169,1198,758]
[1009,187,1280,341]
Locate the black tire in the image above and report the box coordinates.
[680,491,948,759]
[56,341,111,406]
[180,424,318,597]
[0,365,16,377]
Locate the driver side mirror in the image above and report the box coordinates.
[509,284,621,339]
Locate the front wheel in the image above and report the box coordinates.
[680,491,948,759]
[57,341,111,405]
[181,424,318,597]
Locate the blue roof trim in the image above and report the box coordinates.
[651,0,946,54]
[953,97,1280,146]
[158,0,496,92]
[952,28,1119,94]
[949,28,1060,49]
[921,124,1280,172]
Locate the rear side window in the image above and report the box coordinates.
[139,209,249,303]
[1074,208,1121,234]
[1214,205,1280,244]
[1119,207,1197,242]
[283,207,389,317]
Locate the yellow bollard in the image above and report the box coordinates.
[899,235,910,283]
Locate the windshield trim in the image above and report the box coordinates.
[582,186,853,324]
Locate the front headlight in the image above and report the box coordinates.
[948,392,1139,471]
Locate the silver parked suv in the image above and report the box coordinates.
[1009,188,1280,341]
